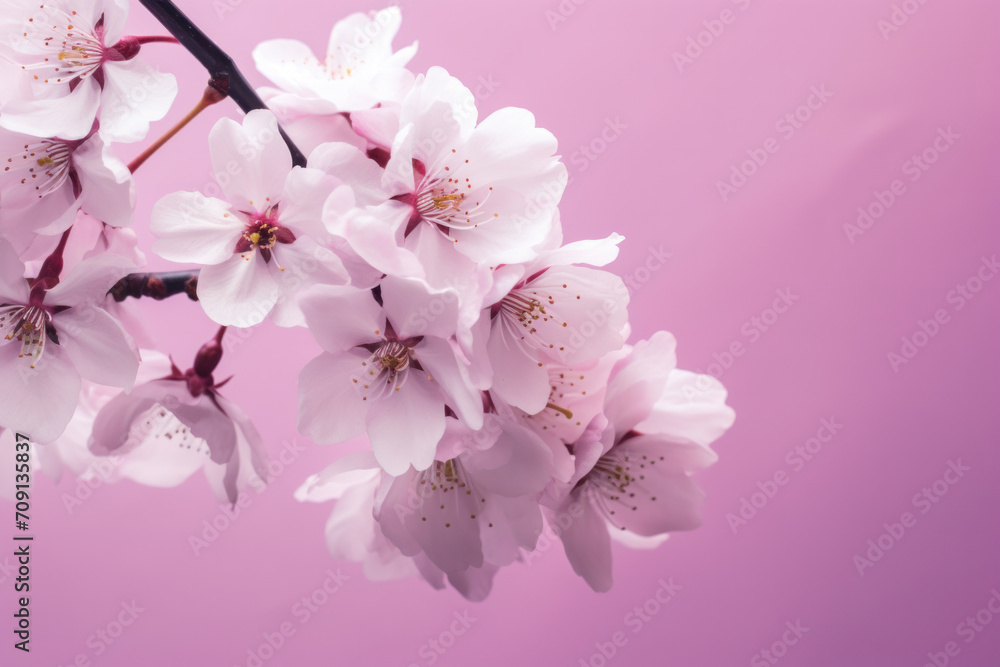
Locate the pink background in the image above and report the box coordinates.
[6,1,1000,665]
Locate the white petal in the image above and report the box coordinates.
[99,60,177,143]
[487,321,549,414]
[0,78,101,140]
[197,252,279,327]
[0,345,80,443]
[209,110,291,209]
[74,133,135,227]
[297,351,369,445]
[299,284,384,352]
[367,374,444,475]
[150,191,243,265]
[54,306,139,390]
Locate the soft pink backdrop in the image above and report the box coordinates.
[5,1,1000,665]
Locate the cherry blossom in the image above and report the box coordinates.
[0,238,139,443]
[254,7,417,116]
[150,110,350,327]
[89,331,268,505]
[0,126,133,250]
[0,0,177,142]
[553,332,736,591]
[296,280,484,476]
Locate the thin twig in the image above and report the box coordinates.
[136,0,307,167]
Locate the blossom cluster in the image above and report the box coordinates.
[0,1,735,598]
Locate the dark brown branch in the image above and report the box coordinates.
[109,271,199,302]
[137,0,307,167]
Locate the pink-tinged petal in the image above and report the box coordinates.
[0,77,101,141]
[381,124,416,196]
[150,191,243,265]
[464,107,561,184]
[198,252,279,327]
[99,59,177,143]
[276,166,340,239]
[447,564,499,602]
[448,184,562,265]
[479,494,544,566]
[43,252,134,307]
[297,350,370,445]
[89,380,187,456]
[54,306,139,390]
[605,332,678,435]
[604,441,706,537]
[299,284,384,352]
[487,322,549,414]
[0,239,29,303]
[73,134,134,228]
[557,494,614,593]
[0,345,80,443]
[113,406,212,487]
[295,452,380,503]
[326,7,403,64]
[413,337,483,430]
[349,107,400,150]
[636,369,736,449]
[209,110,291,210]
[269,239,350,328]
[154,395,235,466]
[523,265,629,366]
[366,374,444,475]
[374,470,424,557]
[610,530,669,550]
[325,201,424,278]
[97,0,130,43]
[204,394,268,505]
[466,417,554,497]
[252,39,324,99]
[381,275,460,340]
[268,107,363,158]
[381,467,485,573]
[566,415,615,488]
[307,142,388,207]
[400,67,477,143]
[533,233,625,271]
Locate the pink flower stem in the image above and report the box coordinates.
[134,35,180,45]
[128,83,227,173]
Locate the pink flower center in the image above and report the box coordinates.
[234,207,295,264]
[411,155,498,232]
[584,449,664,532]
[355,340,412,400]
